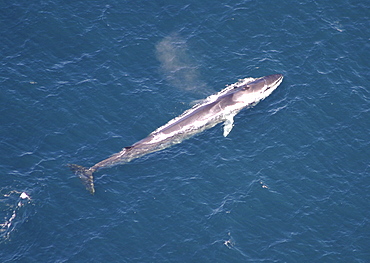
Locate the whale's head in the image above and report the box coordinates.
[233,74,283,105]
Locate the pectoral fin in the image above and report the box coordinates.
[223,115,235,137]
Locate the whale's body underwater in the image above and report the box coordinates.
[68,74,284,194]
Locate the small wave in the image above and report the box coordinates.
[0,191,32,243]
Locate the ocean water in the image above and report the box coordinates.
[1,0,369,262]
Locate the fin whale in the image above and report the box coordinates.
[68,74,284,194]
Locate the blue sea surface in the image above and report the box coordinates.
[1,0,369,262]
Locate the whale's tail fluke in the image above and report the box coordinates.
[67,164,95,195]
